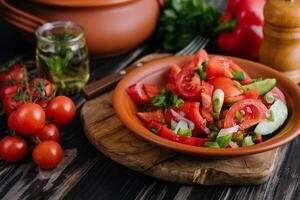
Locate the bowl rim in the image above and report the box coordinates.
[113,55,300,157]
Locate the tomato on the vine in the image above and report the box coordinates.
[7,111,16,131]
[0,84,22,99]
[14,103,46,135]
[0,64,27,84]
[36,124,60,142]
[2,96,22,115]
[0,136,27,163]
[46,96,76,125]
[32,141,63,169]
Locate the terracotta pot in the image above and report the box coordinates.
[0,0,162,56]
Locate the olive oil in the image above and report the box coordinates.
[35,21,90,95]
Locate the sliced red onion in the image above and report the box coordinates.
[228,141,239,148]
[170,109,195,130]
[174,120,189,133]
[217,125,239,138]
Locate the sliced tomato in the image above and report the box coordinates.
[137,109,165,124]
[256,133,263,143]
[159,125,209,146]
[142,84,160,98]
[225,90,259,104]
[144,120,163,130]
[206,56,251,82]
[177,101,209,134]
[201,81,214,123]
[127,83,150,104]
[194,49,209,66]
[164,108,179,125]
[210,77,243,100]
[176,67,202,100]
[269,87,286,104]
[166,64,181,94]
[224,99,269,129]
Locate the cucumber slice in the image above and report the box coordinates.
[254,100,288,135]
[242,79,276,96]
[212,89,224,120]
[242,136,255,147]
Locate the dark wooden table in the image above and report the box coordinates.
[0,2,300,199]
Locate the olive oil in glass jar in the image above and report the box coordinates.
[36,21,90,95]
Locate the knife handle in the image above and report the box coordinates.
[81,64,138,100]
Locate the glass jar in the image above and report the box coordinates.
[36,21,90,95]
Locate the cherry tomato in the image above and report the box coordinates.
[159,125,209,146]
[46,96,76,125]
[0,84,21,99]
[36,124,60,142]
[210,77,243,100]
[166,64,181,94]
[201,81,214,123]
[176,67,202,100]
[14,103,46,135]
[127,83,151,104]
[269,87,286,104]
[194,49,209,66]
[142,84,160,98]
[0,136,27,163]
[2,95,22,115]
[0,64,27,84]
[137,109,165,124]
[30,78,53,98]
[32,141,63,169]
[177,101,209,134]
[224,99,269,129]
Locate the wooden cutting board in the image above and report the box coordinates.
[81,91,279,185]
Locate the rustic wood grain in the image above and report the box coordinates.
[81,91,279,186]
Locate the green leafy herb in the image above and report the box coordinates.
[204,141,220,148]
[156,0,221,51]
[172,94,184,108]
[177,128,192,137]
[232,133,243,143]
[235,111,243,122]
[208,131,218,140]
[216,134,232,148]
[194,63,207,80]
[152,89,171,109]
[151,129,159,134]
[232,71,245,81]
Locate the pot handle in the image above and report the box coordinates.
[0,0,47,33]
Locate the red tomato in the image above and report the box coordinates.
[201,81,214,123]
[225,90,259,104]
[178,101,209,134]
[206,56,251,81]
[46,96,76,125]
[0,64,27,84]
[127,83,151,104]
[142,84,160,98]
[256,133,263,143]
[159,125,209,146]
[8,111,16,131]
[32,141,63,169]
[36,124,60,142]
[224,99,269,129]
[137,109,165,124]
[269,87,286,104]
[210,77,243,100]
[0,84,21,99]
[0,136,27,163]
[2,95,22,115]
[144,120,163,130]
[176,67,202,100]
[166,64,181,94]
[14,103,46,135]
[194,49,209,66]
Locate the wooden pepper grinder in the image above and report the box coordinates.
[259,0,300,83]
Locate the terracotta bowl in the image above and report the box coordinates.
[113,55,300,157]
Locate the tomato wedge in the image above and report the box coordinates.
[210,77,243,100]
[137,109,165,124]
[177,101,209,134]
[194,49,209,66]
[142,84,160,98]
[225,90,259,104]
[166,64,181,94]
[176,66,202,100]
[127,83,150,104]
[201,81,214,123]
[159,125,209,146]
[206,56,251,82]
[224,99,269,129]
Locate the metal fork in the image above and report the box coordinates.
[81,36,210,99]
